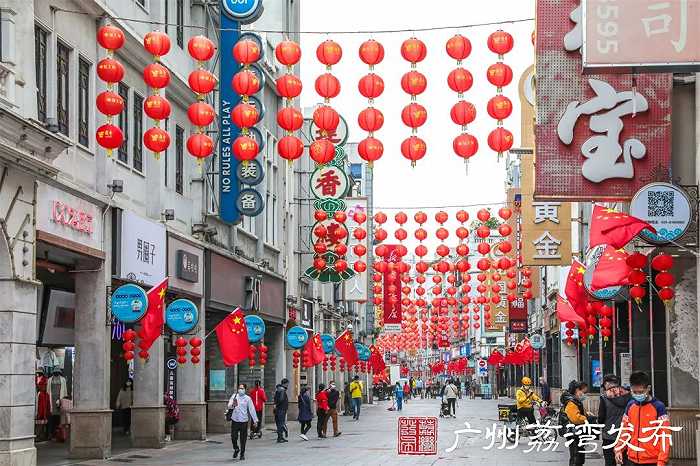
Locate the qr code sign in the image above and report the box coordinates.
[398,416,437,455]
[648,190,674,217]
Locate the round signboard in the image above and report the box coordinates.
[308,113,349,146]
[247,64,266,96]
[583,245,623,300]
[236,188,265,217]
[286,326,308,349]
[355,343,371,361]
[166,357,178,371]
[530,334,545,350]
[245,315,266,343]
[221,0,264,23]
[111,284,148,323]
[236,158,264,186]
[630,182,692,245]
[321,334,335,354]
[309,165,349,200]
[247,126,266,153]
[165,299,199,333]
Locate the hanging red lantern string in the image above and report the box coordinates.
[95,25,126,157]
[486,30,514,159]
[400,37,427,167]
[599,304,613,342]
[275,39,304,164]
[446,34,477,168]
[349,209,367,273]
[358,39,385,167]
[231,36,263,166]
[142,31,172,159]
[312,40,342,165]
[185,35,216,167]
[626,252,648,303]
[651,253,675,305]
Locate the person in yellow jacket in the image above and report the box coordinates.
[349,375,363,420]
[515,377,541,424]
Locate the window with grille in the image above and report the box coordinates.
[117,83,129,163]
[176,0,184,48]
[34,26,48,123]
[133,93,144,172]
[56,42,70,136]
[175,125,184,194]
[78,57,90,147]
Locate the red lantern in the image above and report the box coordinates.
[97,25,125,51]
[358,137,384,165]
[401,136,427,166]
[498,224,512,236]
[487,62,514,87]
[277,136,304,162]
[275,40,301,66]
[488,127,514,153]
[96,124,124,152]
[447,68,473,94]
[316,40,342,66]
[498,207,513,220]
[358,73,384,99]
[450,101,477,126]
[401,37,427,63]
[276,74,303,99]
[309,139,335,165]
[188,35,215,61]
[187,133,214,160]
[655,272,674,288]
[232,135,259,161]
[96,91,124,116]
[144,31,171,57]
[232,70,261,95]
[188,69,217,94]
[630,285,646,301]
[277,107,303,132]
[315,73,341,99]
[233,39,261,65]
[334,260,348,273]
[359,39,384,66]
[487,30,514,55]
[651,253,674,271]
[401,103,428,128]
[626,252,647,269]
[658,287,674,302]
[358,108,384,132]
[144,94,172,120]
[97,58,125,83]
[446,34,472,61]
[313,105,340,133]
[143,63,171,89]
[143,127,170,154]
[401,71,427,95]
[353,261,367,273]
[477,258,491,271]
[232,103,259,128]
[187,102,215,128]
[453,134,478,159]
[487,95,513,120]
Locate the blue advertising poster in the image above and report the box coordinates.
[321,334,335,354]
[286,326,308,349]
[355,343,370,361]
[245,314,266,343]
[591,360,602,388]
[209,369,226,391]
[165,299,199,334]
[111,284,148,323]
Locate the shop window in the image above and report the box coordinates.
[176,0,184,48]
[175,124,184,194]
[34,25,48,123]
[56,42,70,137]
[117,83,129,163]
[550,334,561,388]
[132,92,144,172]
[78,57,90,147]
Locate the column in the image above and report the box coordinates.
[0,278,39,466]
[70,265,112,459]
[131,336,165,448]
[175,297,206,440]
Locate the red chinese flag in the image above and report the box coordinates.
[140,277,168,351]
[214,308,249,366]
[487,349,504,366]
[564,259,587,319]
[369,345,386,373]
[591,246,631,291]
[306,333,326,366]
[589,204,656,249]
[335,329,359,367]
[556,295,585,326]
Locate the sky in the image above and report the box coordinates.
[299,0,536,249]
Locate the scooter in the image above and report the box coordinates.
[499,401,558,443]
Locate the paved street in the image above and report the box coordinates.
[45,397,606,466]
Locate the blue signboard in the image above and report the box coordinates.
[165,299,199,333]
[286,326,308,349]
[111,284,148,323]
[321,334,335,354]
[355,343,371,361]
[221,0,264,22]
[245,314,266,343]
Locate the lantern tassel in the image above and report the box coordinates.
[154,151,161,160]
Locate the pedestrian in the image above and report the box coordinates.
[297,385,312,441]
[324,381,342,437]
[248,380,267,439]
[470,379,479,399]
[615,371,671,466]
[56,394,72,442]
[597,374,631,466]
[417,378,424,398]
[227,383,258,461]
[394,381,404,411]
[315,383,329,438]
[560,380,592,466]
[349,375,363,420]
[343,382,352,416]
[115,379,133,436]
[163,391,179,442]
[444,378,459,418]
[411,377,417,397]
[515,377,541,425]
[403,381,411,402]
[539,376,552,405]
[273,378,289,443]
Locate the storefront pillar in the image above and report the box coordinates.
[175,308,206,441]
[131,340,165,448]
[70,265,112,459]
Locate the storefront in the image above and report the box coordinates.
[205,250,286,432]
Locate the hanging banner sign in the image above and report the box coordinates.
[111,284,148,323]
[165,299,199,333]
[244,314,266,343]
[321,334,335,354]
[382,244,403,333]
[630,182,692,245]
[286,325,308,349]
[582,0,700,73]
[355,343,371,362]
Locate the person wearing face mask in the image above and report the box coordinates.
[615,371,670,466]
[515,377,542,425]
[560,380,592,466]
[227,383,258,461]
[297,386,313,441]
[115,379,133,436]
[597,374,631,466]
[273,378,290,443]
[248,380,267,440]
[315,383,329,438]
[324,381,342,437]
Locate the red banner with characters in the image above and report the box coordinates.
[535,0,672,201]
[382,245,403,333]
[508,297,528,333]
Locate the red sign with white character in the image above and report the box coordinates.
[382,245,403,333]
[51,200,94,235]
[535,0,672,201]
[398,417,437,456]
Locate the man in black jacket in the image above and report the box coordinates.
[324,381,342,437]
[273,378,289,443]
[597,374,631,466]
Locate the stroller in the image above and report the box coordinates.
[438,399,450,418]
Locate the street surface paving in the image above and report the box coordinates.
[60,396,608,466]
